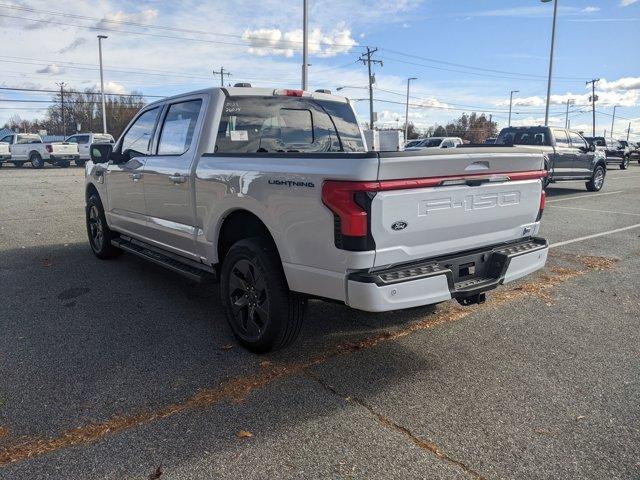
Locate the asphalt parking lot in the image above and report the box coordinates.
[1,164,639,479]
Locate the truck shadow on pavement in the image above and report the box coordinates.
[0,241,444,475]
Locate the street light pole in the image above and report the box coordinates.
[541,0,558,126]
[97,35,108,134]
[301,0,308,90]
[508,89,519,126]
[404,77,417,143]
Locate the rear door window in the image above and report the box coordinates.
[157,99,202,155]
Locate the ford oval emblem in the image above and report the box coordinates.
[391,221,408,231]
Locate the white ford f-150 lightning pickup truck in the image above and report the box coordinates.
[85,87,549,352]
[0,133,79,168]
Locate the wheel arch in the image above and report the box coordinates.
[216,209,284,267]
[85,182,100,203]
[28,150,42,159]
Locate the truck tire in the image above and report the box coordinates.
[220,237,307,353]
[620,156,629,170]
[13,161,25,168]
[75,159,86,167]
[57,159,70,168]
[586,164,606,192]
[86,193,121,259]
[30,153,44,169]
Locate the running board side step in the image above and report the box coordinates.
[112,237,216,283]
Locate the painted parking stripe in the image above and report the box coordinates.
[546,190,623,203]
[550,223,640,248]
[547,205,640,216]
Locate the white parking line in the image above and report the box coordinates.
[550,223,640,248]
[547,205,640,216]
[546,191,623,203]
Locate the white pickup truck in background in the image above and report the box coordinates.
[0,140,10,165]
[84,86,548,352]
[65,133,115,167]
[0,133,79,168]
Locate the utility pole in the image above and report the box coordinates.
[565,98,574,129]
[404,77,417,143]
[358,47,382,129]
[586,78,599,138]
[610,106,617,138]
[56,82,66,136]
[302,0,308,90]
[213,67,232,87]
[627,122,631,141]
[508,89,519,126]
[97,35,108,134]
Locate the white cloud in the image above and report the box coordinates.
[597,77,640,91]
[583,6,600,12]
[242,26,356,58]
[621,0,639,6]
[98,81,128,95]
[93,8,159,30]
[36,64,65,75]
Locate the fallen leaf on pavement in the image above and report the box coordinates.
[148,465,163,479]
[236,430,253,439]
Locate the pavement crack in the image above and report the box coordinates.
[304,370,487,480]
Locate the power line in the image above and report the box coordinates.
[0,86,163,98]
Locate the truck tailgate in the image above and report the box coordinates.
[372,149,545,267]
[50,143,78,155]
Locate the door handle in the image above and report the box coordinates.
[169,174,187,184]
[129,172,142,181]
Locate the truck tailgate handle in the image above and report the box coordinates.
[169,173,187,184]
[465,161,490,171]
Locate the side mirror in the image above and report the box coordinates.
[90,143,113,163]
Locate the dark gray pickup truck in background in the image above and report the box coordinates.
[497,126,607,192]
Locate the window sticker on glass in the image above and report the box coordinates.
[230,130,249,141]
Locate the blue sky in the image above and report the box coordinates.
[0,0,638,139]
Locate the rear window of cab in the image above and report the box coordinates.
[215,96,365,154]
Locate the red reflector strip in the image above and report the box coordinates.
[275,89,305,97]
[377,169,547,191]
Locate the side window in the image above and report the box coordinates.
[569,132,587,149]
[554,130,570,147]
[66,136,76,143]
[0,135,13,143]
[157,99,202,155]
[121,107,160,158]
[77,135,90,144]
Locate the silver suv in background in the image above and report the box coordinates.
[84,86,548,352]
[65,133,115,167]
[0,133,79,168]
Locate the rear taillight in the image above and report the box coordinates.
[322,181,378,251]
[45,145,53,153]
[536,189,546,221]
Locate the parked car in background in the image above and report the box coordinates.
[0,140,10,166]
[619,140,639,162]
[496,126,606,191]
[404,137,463,150]
[0,133,79,168]
[84,86,548,352]
[484,137,497,144]
[405,138,424,148]
[584,136,630,170]
[65,133,115,167]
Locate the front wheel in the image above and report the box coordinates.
[220,237,306,353]
[586,165,606,192]
[86,194,121,259]
[620,156,629,170]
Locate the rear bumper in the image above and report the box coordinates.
[50,154,79,161]
[346,237,548,312]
